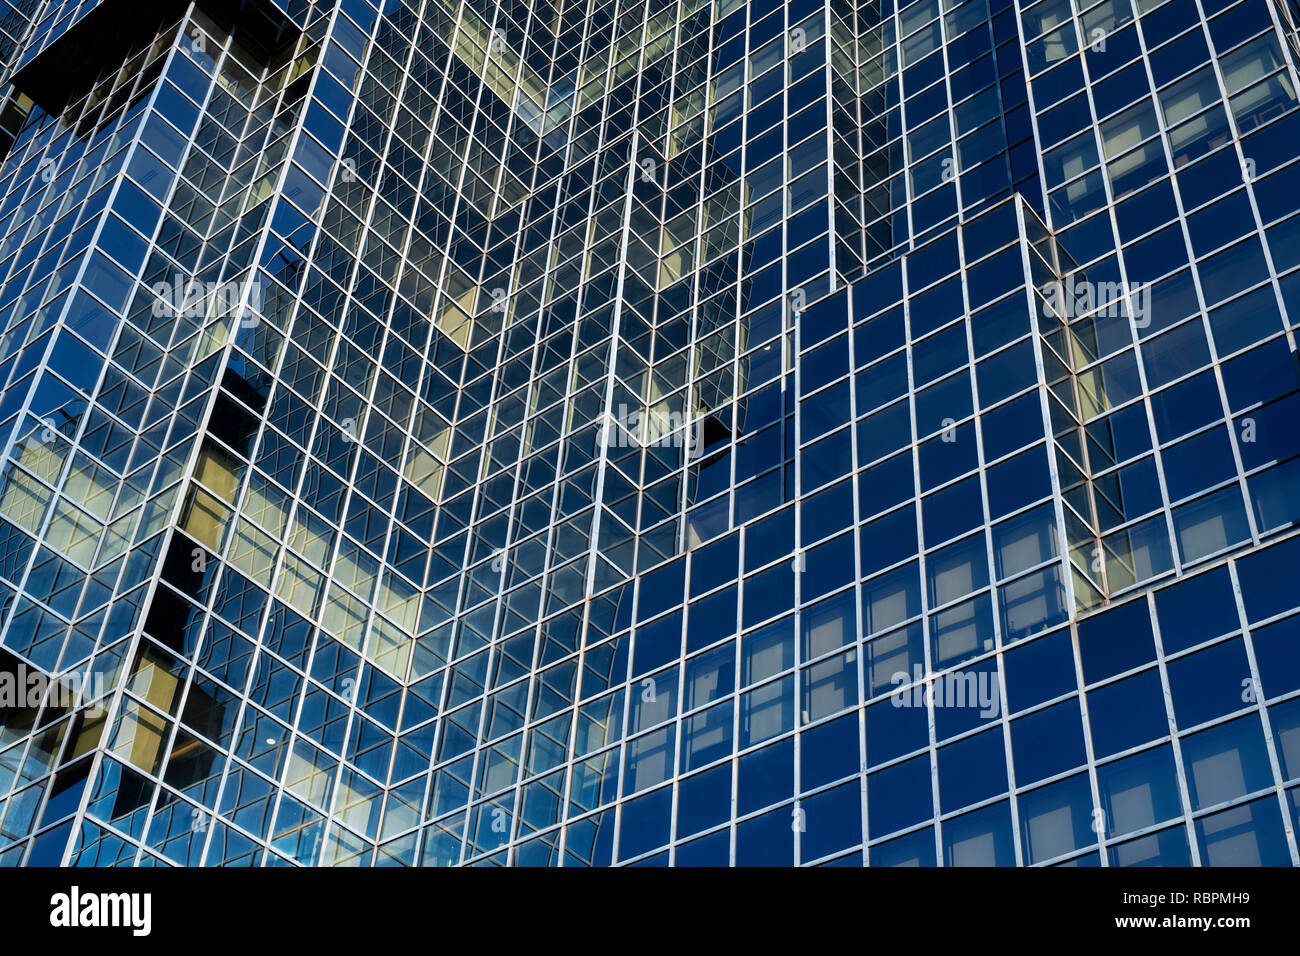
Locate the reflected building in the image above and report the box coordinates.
[0,0,1296,867]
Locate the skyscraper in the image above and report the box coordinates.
[0,0,1296,868]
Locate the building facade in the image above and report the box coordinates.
[0,0,1297,866]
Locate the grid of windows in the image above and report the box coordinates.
[0,0,1293,867]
